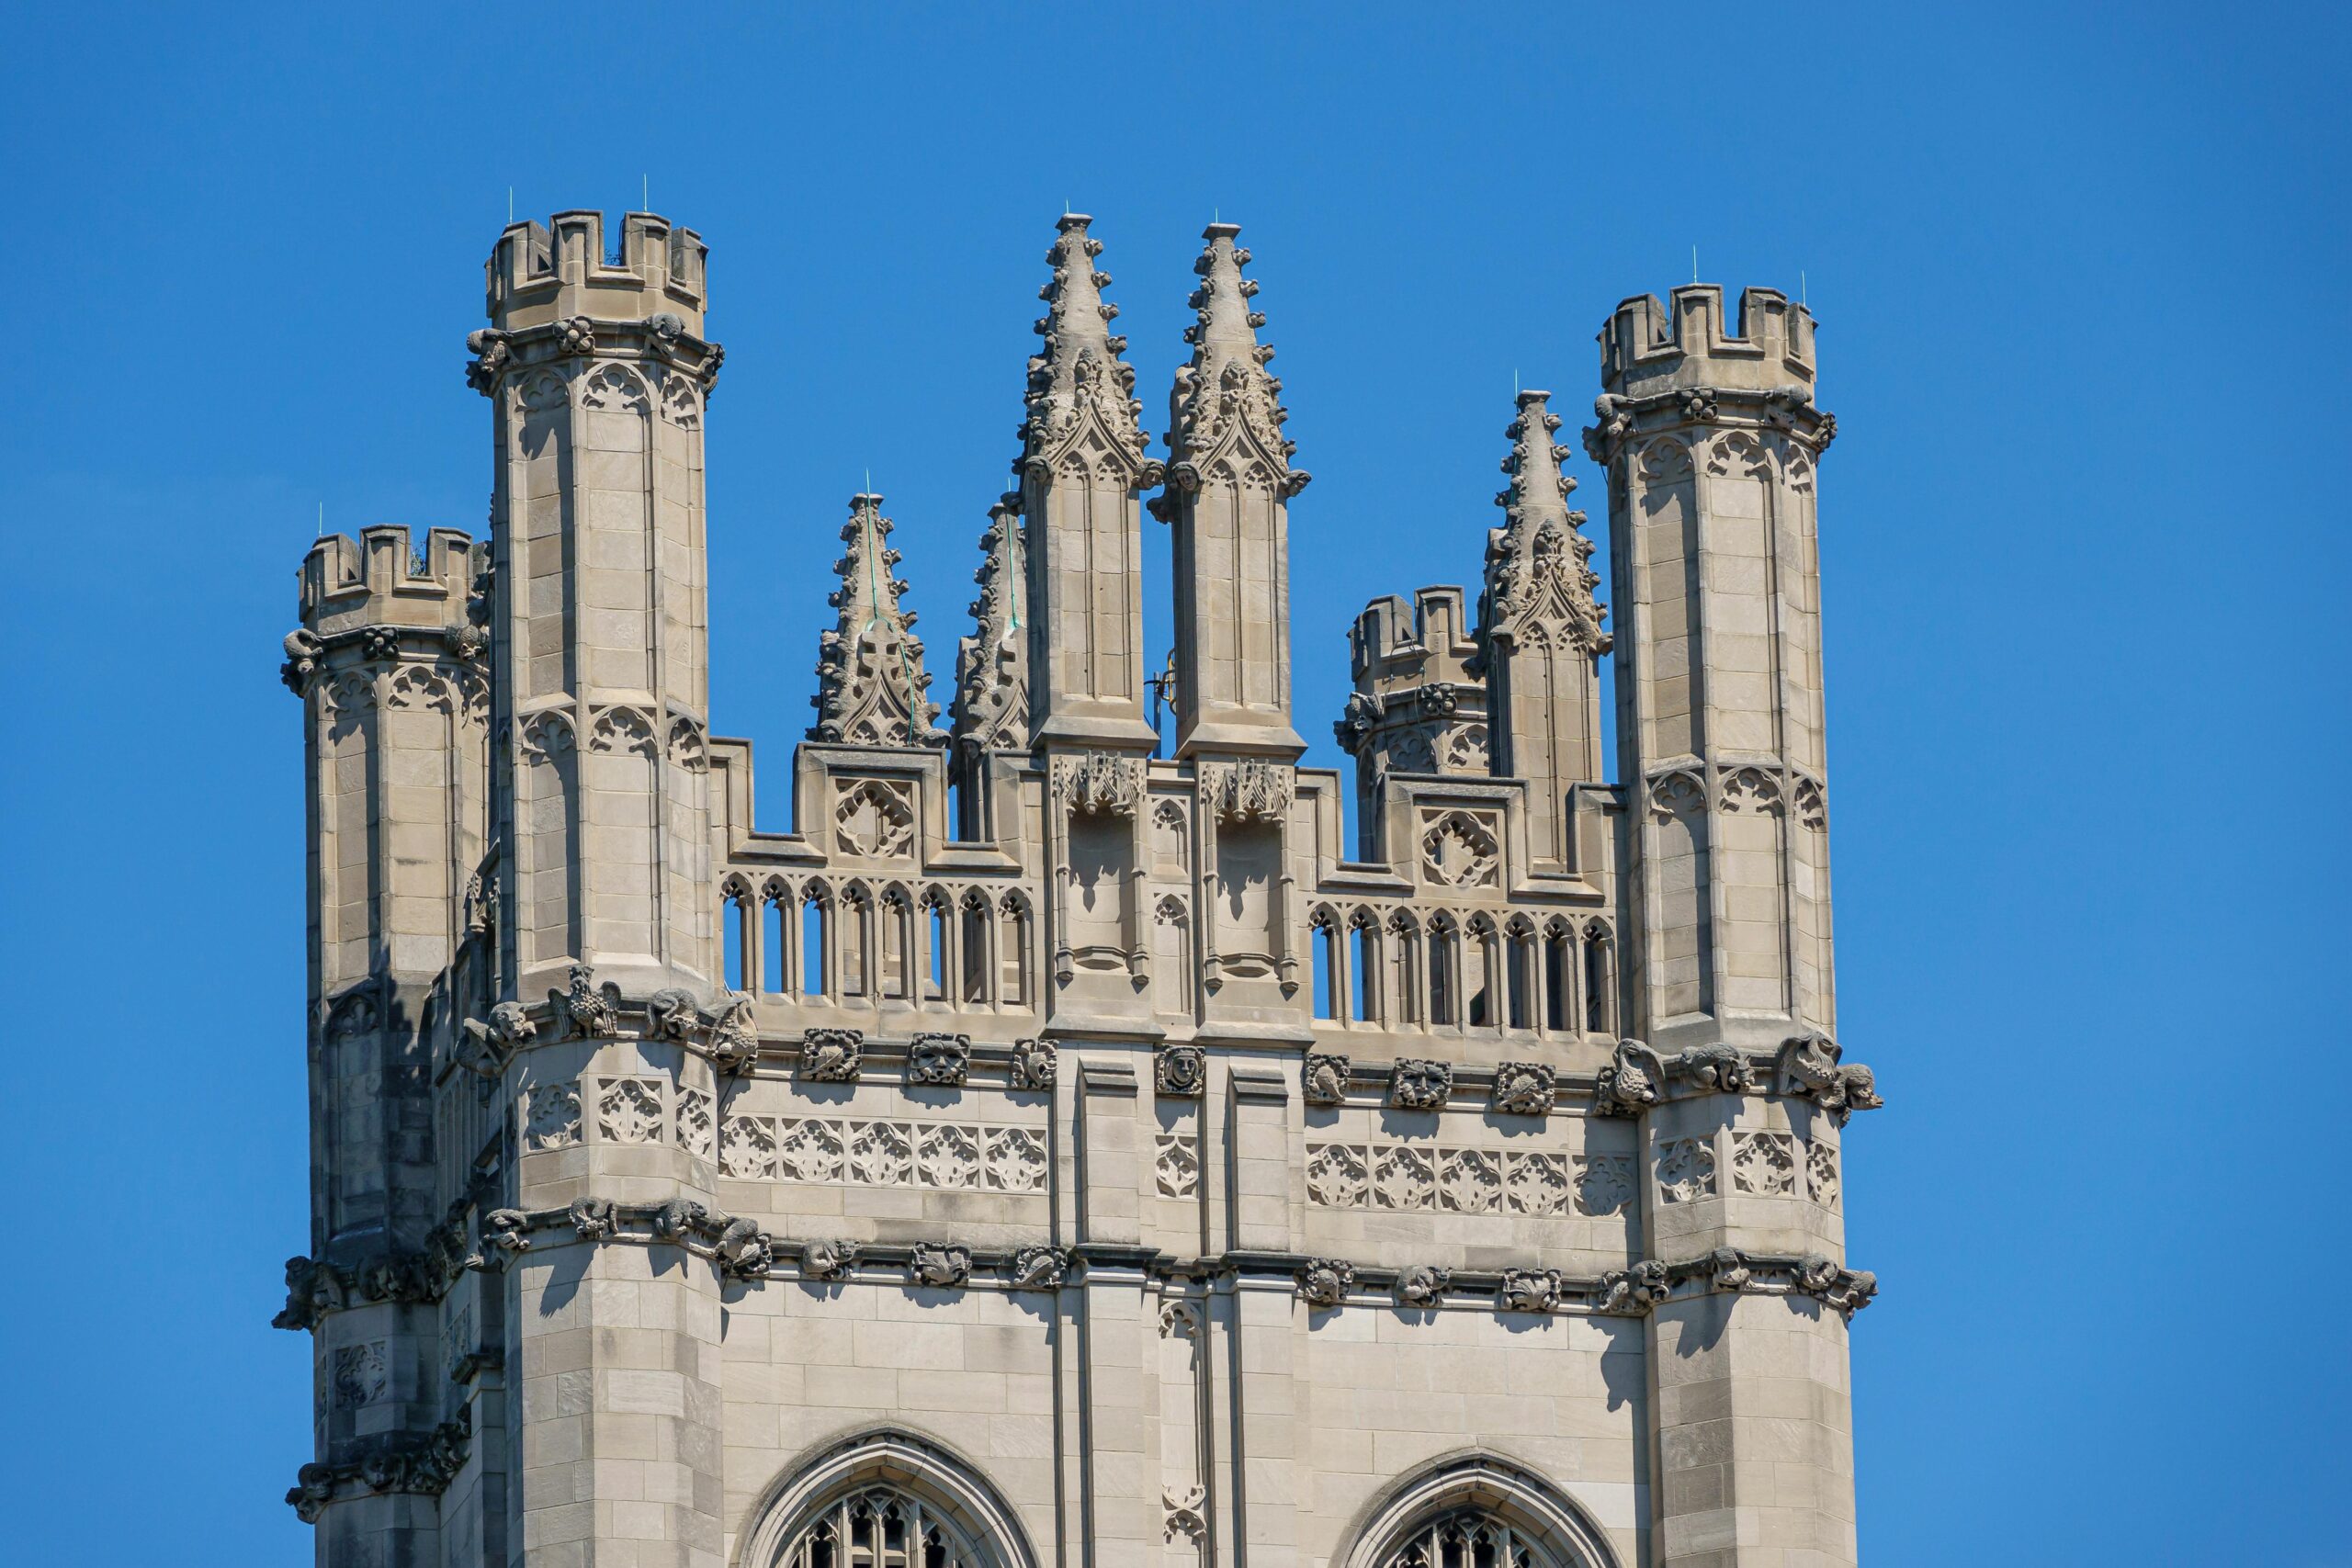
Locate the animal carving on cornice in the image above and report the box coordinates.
[1796,1254,1879,1314]
[550,964,619,1040]
[1491,1062,1556,1118]
[801,1029,864,1083]
[1295,1258,1353,1308]
[458,1000,537,1078]
[910,1243,973,1289]
[1333,690,1383,753]
[1669,1043,1757,1095]
[1006,1246,1069,1292]
[1052,750,1141,816]
[279,629,323,694]
[286,1410,472,1522]
[464,328,512,394]
[1593,1038,1668,1116]
[1594,1260,1672,1316]
[715,1217,773,1280]
[1775,1032,1883,1125]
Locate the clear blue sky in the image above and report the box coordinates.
[3,5,2344,1563]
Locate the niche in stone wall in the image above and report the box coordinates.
[1065,812,1131,971]
[1215,821,1280,978]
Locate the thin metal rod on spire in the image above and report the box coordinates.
[1692,246,1700,284]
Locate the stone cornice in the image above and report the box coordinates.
[1581,381,1836,466]
[468,1199,1877,1321]
[465,312,724,399]
[280,622,488,697]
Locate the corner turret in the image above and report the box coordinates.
[1337,586,1488,859]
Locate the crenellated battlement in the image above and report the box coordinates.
[298,525,481,634]
[485,209,707,335]
[1348,586,1479,694]
[1600,283,1815,395]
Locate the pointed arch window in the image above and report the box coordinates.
[1379,1508,1554,1568]
[744,1431,1037,1568]
[783,1486,986,1568]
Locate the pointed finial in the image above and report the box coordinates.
[1163,221,1307,494]
[1016,213,1152,477]
[951,495,1030,752]
[1482,388,1608,656]
[811,492,943,747]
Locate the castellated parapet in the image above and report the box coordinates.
[282,218,1883,1568]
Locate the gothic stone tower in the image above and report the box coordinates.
[281,214,1881,1568]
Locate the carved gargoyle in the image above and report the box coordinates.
[1709,1247,1753,1291]
[1388,1059,1453,1111]
[799,1237,857,1280]
[1774,1032,1883,1125]
[707,992,759,1072]
[802,1028,863,1083]
[1010,1037,1057,1089]
[1498,1269,1563,1314]
[646,987,703,1041]
[568,1197,617,1241]
[279,628,323,694]
[551,964,619,1039]
[272,1256,345,1332]
[1593,1039,1667,1116]
[715,1217,771,1280]
[1491,1061,1555,1117]
[1302,1053,1351,1107]
[1006,1246,1069,1292]
[910,1243,972,1289]
[652,1198,707,1243]
[1796,1254,1878,1314]
[480,1209,533,1257]
[1594,1260,1671,1316]
[1295,1258,1353,1309]
[908,1033,972,1088]
[1669,1043,1755,1095]
[1396,1265,1451,1307]
[457,1000,537,1078]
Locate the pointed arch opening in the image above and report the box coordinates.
[1337,1451,1621,1568]
[741,1429,1039,1568]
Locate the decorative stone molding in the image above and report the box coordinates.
[1051,750,1142,816]
[1774,1032,1883,1124]
[718,1113,1047,1195]
[287,1409,472,1523]
[1156,1044,1207,1098]
[1006,1246,1069,1292]
[1307,1140,1574,1216]
[1009,1037,1057,1089]
[1387,1059,1453,1111]
[1490,1062,1555,1117]
[272,1219,474,1330]
[801,1028,865,1083]
[1295,1258,1353,1308]
[1592,1038,1667,1116]
[908,1032,972,1087]
[910,1243,973,1289]
[1580,381,1836,467]
[1302,1052,1350,1106]
[1199,759,1295,823]
[1154,1134,1201,1198]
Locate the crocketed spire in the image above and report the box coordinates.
[1017,215,1155,478]
[950,494,1029,752]
[1162,222,1307,496]
[1480,390,1609,657]
[810,492,944,746]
